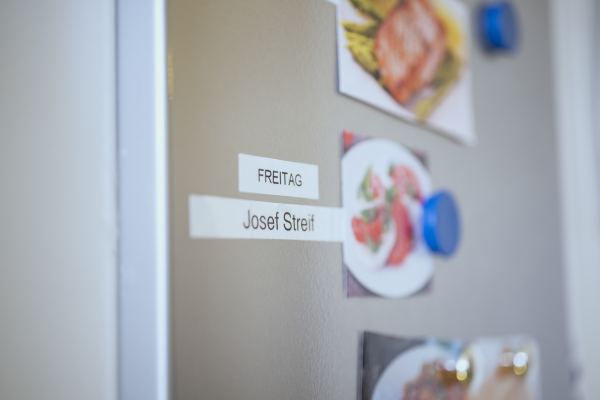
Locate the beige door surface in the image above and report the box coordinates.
[168,1,570,399]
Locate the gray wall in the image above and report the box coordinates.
[551,0,600,398]
[168,0,570,399]
[0,1,117,399]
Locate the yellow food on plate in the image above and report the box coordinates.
[345,31,379,75]
[350,0,398,20]
[432,0,466,61]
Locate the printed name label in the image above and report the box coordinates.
[238,154,319,200]
[189,195,342,242]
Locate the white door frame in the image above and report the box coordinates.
[551,0,600,399]
[117,0,169,399]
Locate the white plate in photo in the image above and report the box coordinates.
[372,343,453,400]
[342,139,433,298]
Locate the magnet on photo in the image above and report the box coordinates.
[422,191,461,257]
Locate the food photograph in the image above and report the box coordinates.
[336,0,476,144]
[361,332,540,400]
[342,130,434,298]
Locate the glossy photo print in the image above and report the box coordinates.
[342,131,434,298]
[336,0,476,144]
[360,332,541,400]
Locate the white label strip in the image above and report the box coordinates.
[238,153,319,200]
[189,195,343,242]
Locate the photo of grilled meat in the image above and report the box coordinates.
[375,0,448,105]
[341,0,466,121]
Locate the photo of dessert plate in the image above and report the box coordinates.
[372,343,454,400]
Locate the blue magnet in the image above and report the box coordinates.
[479,1,519,52]
[423,191,461,257]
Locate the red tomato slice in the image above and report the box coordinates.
[352,216,367,244]
[343,130,355,151]
[386,198,414,266]
[352,206,387,249]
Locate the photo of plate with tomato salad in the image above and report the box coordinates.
[342,133,433,298]
[336,0,476,145]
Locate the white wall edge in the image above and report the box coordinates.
[117,0,169,399]
[550,0,600,399]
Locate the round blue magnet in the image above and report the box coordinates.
[422,191,461,257]
[479,1,519,52]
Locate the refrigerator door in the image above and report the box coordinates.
[167,1,570,399]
